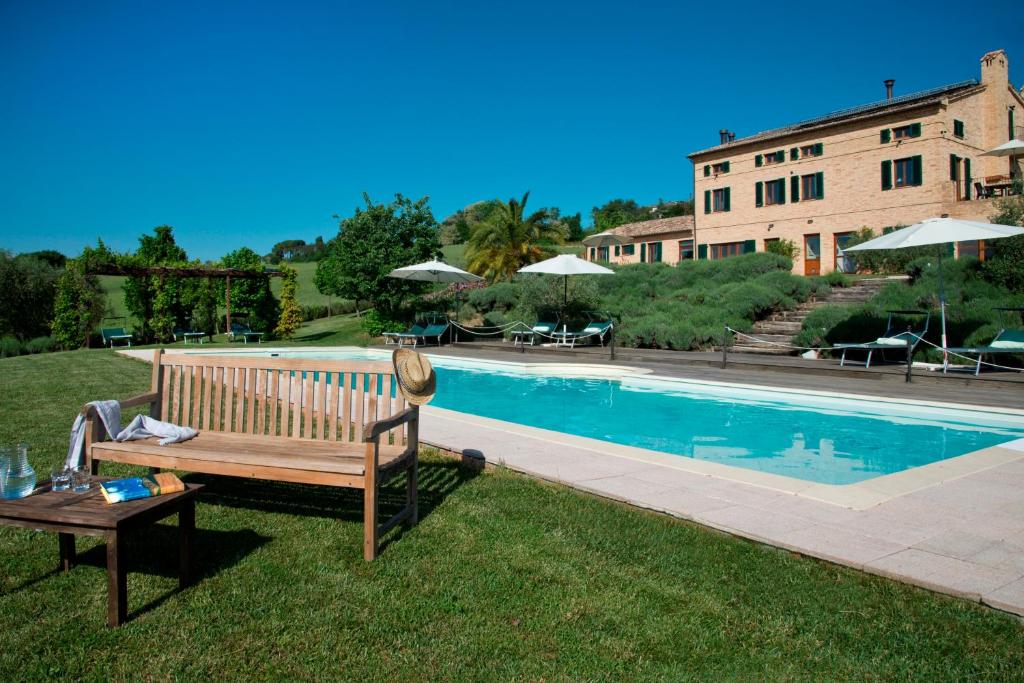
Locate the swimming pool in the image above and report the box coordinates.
[196,348,1024,486]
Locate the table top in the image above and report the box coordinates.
[0,477,201,530]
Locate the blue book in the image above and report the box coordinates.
[99,473,184,504]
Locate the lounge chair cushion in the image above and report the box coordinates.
[990,339,1024,350]
[874,336,912,347]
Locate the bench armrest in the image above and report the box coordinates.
[119,392,161,410]
[363,407,419,441]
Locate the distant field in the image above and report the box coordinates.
[98,262,339,325]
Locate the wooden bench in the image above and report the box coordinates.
[84,349,419,560]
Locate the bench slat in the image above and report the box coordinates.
[181,365,193,427]
[162,354,392,374]
[342,372,352,443]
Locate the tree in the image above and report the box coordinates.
[438,200,503,246]
[274,265,303,339]
[51,255,106,350]
[984,191,1024,292]
[220,247,279,333]
[0,251,62,340]
[315,193,441,315]
[466,192,567,282]
[551,210,584,242]
[764,238,800,260]
[190,278,219,337]
[591,199,648,232]
[123,226,192,343]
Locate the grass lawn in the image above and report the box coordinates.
[2,352,1023,680]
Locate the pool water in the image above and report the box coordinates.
[219,350,1024,485]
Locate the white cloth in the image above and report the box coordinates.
[115,415,198,446]
[66,400,122,470]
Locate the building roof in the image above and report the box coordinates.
[611,215,694,239]
[688,80,981,159]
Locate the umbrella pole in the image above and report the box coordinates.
[938,245,948,369]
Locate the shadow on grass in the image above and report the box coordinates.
[69,525,271,622]
[180,456,478,553]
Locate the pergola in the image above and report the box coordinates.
[89,264,284,334]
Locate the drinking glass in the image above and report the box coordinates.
[71,467,91,493]
[51,467,72,492]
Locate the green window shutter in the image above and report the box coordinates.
[953,119,964,138]
[755,154,763,167]
[614,245,620,256]
[755,181,764,207]
[949,154,958,181]
[910,122,922,138]
[882,226,894,234]
[589,247,595,260]
[704,164,710,177]
[776,150,785,163]
[881,160,893,190]
[640,243,646,263]
[790,147,798,161]
[722,161,730,173]
[964,158,972,200]
[911,155,923,186]
[946,242,955,257]
[791,175,800,202]
[777,178,786,204]
[697,244,707,260]
[815,171,824,199]
[881,128,891,143]
[704,190,711,214]
[742,240,756,254]
[723,187,731,212]
[1010,108,1015,141]
[813,142,823,156]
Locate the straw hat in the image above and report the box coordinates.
[392,349,436,406]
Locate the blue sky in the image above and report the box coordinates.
[1,1,1021,261]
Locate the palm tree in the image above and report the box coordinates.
[466,192,567,282]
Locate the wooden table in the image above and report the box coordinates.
[0,478,202,627]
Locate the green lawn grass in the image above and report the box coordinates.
[2,351,1023,680]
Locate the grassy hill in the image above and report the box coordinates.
[442,243,584,269]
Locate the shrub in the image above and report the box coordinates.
[822,270,851,288]
[23,336,54,354]
[0,336,22,357]
[765,237,800,260]
[360,309,405,337]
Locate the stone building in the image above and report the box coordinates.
[687,49,1023,275]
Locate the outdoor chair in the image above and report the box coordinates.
[944,329,1024,375]
[551,316,614,349]
[512,319,559,348]
[173,327,207,344]
[228,322,265,344]
[833,311,931,368]
[383,321,426,346]
[974,182,993,199]
[100,327,133,348]
[414,315,449,347]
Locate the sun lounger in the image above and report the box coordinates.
[173,327,207,344]
[228,323,265,344]
[551,317,614,349]
[101,327,133,348]
[383,322,426,346]
[944,329,1024,375]
[511,320,559,348]
[833,311,930,368]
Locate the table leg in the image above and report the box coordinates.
[179,501,195,588]
[58,533,76,572]
[106,530,127,627]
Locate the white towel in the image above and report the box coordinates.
[115,415,198,446]
[66,400,122,470]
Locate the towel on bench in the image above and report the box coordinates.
[66,400,121,470]
[115,415,198,446]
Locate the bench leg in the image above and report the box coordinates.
[363,480,378,562]
[406,458,418,527]
[179,501,194,587]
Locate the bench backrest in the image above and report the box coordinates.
[150,350,409,445]
[102,327,127,341]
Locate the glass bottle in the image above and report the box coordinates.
[1,443,37,500]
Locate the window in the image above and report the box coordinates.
[614,245,621,257]
[712,161,730,174]
[764,179,785,205]
[647,242,663,262]
[596,246,609,261]
[801,173,824,200]
[622,244,635,256]
[882,156,922,190]
[953,119,965,139]
[710,242,745,259]
[711,187,731,212]
[678,239,694,261]
[892,123,922,140]
[589,247,596,260]
[755,150,785,167]
[800,143,823,158]
[957,240,989,261]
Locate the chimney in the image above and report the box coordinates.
[728,132,735,142]
[719,129,729,144]
[884,79,895,100]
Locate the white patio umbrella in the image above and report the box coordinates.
[582,231,627,247]
[517,253,614,314]
[841,217,1024,358]
[981,139,1024,178]
[387,259,484,283]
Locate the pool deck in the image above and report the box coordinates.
[121,345,1024,617]
[414,344,1024,618]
